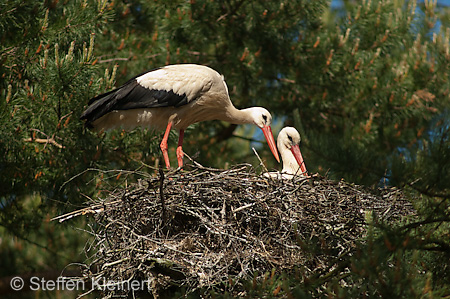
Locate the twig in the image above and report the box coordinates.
[98,57,129,63]
[159,166,166,226]
[252,147,268,173]
[101,257,131,270]
[232,202,256,214]
[23,137,64,149]
[50,200,120,222]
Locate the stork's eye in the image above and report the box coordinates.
[262,114,268,123]
[288,135,293,142]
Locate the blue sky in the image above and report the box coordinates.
[332,0,450,8]
[330,1,450,36]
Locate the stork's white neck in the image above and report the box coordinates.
[280,148,301,175]
[220,107,253,125]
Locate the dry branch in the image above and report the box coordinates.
[23,137,64,149]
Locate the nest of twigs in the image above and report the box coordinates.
[75,162,415,298]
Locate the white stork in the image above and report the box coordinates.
[80,64,280,168]
[264,127,307,179]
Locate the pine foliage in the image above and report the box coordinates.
[0,0,449,297]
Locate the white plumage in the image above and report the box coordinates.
[81,64,280,168]
[136,66,214,100]
[264,127,308,179]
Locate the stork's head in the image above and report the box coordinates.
[244,107,280,163]
[248,107,273,129]
[277,127,307,175]
[278,127,301,151]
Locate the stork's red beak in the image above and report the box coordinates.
[290,144,307,175]
[262,125,280,163]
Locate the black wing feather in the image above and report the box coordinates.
[80,72,190,127]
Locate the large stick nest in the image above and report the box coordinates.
[77,163,415,298]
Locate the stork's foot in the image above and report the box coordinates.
[176,129,185,169]
[160,122,173,169]
[159,134,171,169]
[176,146,184,169]
[160,144,171,169]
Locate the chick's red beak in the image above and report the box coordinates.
[290,144,308,175]
[262,125,280,163]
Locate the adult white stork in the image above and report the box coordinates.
[264,127,307,179]
[80,64,280,168]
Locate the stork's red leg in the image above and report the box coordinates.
[160,122,172,169]
[176,129,185,168]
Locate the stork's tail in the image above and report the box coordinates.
[80,89,118,128]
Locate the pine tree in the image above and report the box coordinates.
[279,0,450,189]
[0,0,116,291]
[1,0,449,297]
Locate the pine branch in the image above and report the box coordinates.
[400,216,449,230]
[23,137,64,149]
